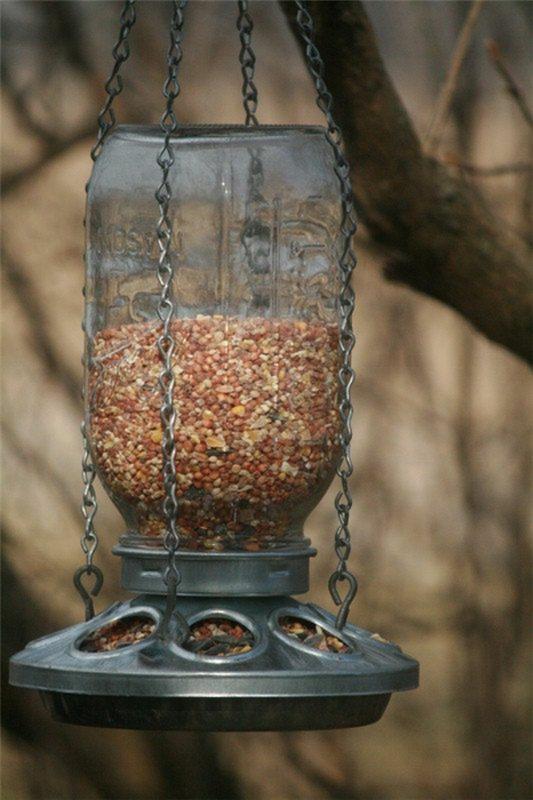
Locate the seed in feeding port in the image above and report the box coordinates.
[79,615,156,653]
[279,615,350,654]
[183,617,255,657]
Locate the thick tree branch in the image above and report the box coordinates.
[283,1,532,365]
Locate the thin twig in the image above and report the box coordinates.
[486,39,533,247]
[486,39,533,128]
[424,0,486,154]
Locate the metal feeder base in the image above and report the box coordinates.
[10,595,418,731]
[41,690,391,731]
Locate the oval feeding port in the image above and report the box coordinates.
[183,617,255,658]
[78,614,156,653]
[279,615,351,654]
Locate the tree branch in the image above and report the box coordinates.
[282,1,533,365]
[424,0,487,154]
[486,39,533,128]
[444,160,533,177]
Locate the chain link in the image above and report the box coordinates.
[294,1,358,630]
[77,0,137,620]
[237,0,259,125]
[237,0,265,303]
[90,0,137,162]
[80,420,98,567]
[155,0,188,639]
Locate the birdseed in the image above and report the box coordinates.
[88,315,340,551]
[183,617,255,657]
[279,615,350,653]
[79,614,156,652]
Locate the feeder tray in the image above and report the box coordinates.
[10,595,418,731]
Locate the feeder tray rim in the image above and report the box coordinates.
[40,688,397,700]
[12,668,417,697]
[11,651,418,696]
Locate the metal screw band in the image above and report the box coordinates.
[294,0,358,629]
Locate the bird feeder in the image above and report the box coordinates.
[10,0,418,731]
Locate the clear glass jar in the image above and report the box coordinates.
[85,125,341,553]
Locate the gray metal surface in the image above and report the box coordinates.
[114,544,316,595]
[10,595,418,730]
[40,691,391,731]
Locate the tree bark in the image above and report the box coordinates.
[282,1,533,365]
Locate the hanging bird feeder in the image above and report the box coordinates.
[10,0,418,731]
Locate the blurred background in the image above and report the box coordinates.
[1,1,531,798]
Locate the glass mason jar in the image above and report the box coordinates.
[85,125,342,553]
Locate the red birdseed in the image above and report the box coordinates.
[183,617,255,657]
[279,616,350,653]
[88,315,340,551]
[79,614,156,652]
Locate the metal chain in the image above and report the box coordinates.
[155,0,188,640]
[294,1,358,630]
[237,0,259,125]
[237,0,266,302]
[90,0,137,162]
[76,0,137,621]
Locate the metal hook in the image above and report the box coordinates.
[329,571,358,630]
[73,565,104,621]
[158,570,177,641]
[157,569,190,642]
